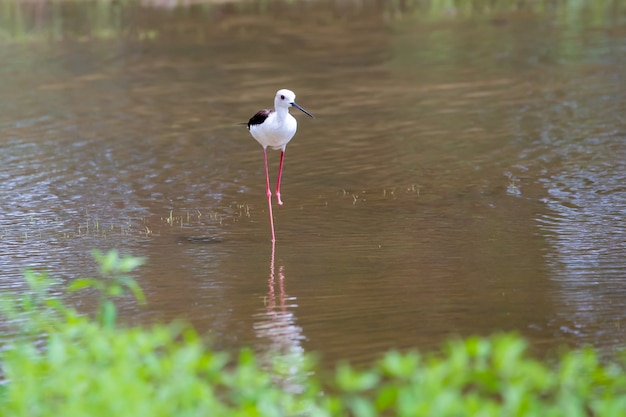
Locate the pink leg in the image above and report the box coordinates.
[263,147,276,242]
[275,150,285,205]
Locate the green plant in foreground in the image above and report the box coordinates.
[0,268,80,339]
[1,250,626,416]
[68,249,146,327]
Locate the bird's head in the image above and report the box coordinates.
[275,89,314,118]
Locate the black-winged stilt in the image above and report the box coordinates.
[246,89,314,242]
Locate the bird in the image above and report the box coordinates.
[246,89,314,242]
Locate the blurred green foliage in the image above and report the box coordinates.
[1,250,625,416]
[0,0,622,42]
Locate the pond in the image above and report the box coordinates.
[1,0,625,368]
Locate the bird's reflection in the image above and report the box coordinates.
[253,241,308,394]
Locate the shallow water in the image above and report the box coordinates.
[1,0,625,366]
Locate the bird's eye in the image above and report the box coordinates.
[280,95,285,100]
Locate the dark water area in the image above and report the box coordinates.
[1,0,625,368]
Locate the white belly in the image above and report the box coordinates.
[250,114,298,150]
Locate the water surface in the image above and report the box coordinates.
[1,0,625,366]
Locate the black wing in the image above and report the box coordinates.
[247,109,273,129]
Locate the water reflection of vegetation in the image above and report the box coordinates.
[0,0,621,42]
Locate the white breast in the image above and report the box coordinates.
[250,113,298,150]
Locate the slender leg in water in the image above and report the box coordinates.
[275,150,285,206]
[263,147,276,242]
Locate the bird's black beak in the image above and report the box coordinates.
[291,102,315,119]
